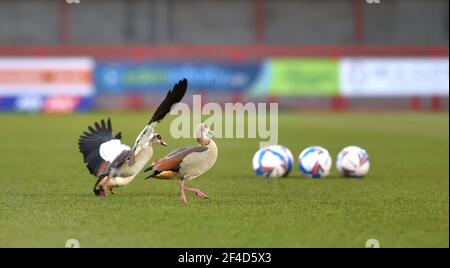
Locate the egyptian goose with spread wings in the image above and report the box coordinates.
[144,123,218,204]
[78,78,188,196]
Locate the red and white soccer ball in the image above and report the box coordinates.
[336,146,370,178]
[298,146,332,178]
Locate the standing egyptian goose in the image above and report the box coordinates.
[144,123,218,204]
[78,78,188,196]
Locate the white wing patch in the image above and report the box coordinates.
[99,139,130,162]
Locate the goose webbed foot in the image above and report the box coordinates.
[179,179,209,203]
[184,187,209,200]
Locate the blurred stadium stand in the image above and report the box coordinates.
[0,0,448,112]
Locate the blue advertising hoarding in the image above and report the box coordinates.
[95,61,265,94]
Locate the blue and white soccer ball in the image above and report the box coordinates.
[336,146,370,178]
[298,146,332,178]
[252,145,294,178]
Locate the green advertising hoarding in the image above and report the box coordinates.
[269,59,339,96]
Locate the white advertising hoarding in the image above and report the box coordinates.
[340,57,449,96]
[0,57,95,96]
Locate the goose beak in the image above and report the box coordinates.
[143,166,152,173]
[160,140,168,146]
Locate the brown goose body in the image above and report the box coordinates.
[144,123,218,204]
[149,139,218,181]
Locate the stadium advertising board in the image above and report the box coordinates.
[268,59,339,96]
[340,57,449,96]
[95,61,264,94]
[0,57,95,112]
[94,58,449,98]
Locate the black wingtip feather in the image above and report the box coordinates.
[148,78,188,124]
[114,132,122,140]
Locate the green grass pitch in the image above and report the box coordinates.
[0,112,448,247]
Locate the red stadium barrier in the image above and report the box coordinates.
[431,96,442,111]
[123,94,145,111]
[410,96,422,111]
[0,45,447,59]
[331,96,350,111]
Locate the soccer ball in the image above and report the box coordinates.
[298,146,332,178]
[252,145,294,178]
[336,146,370,178]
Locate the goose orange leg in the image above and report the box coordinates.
[101,176,112,197]
[179,180,188,204]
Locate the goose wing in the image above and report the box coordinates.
[132,78,188,152]
[144,145,208,178]
[96,149,134,179]
[78,118,123,176]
